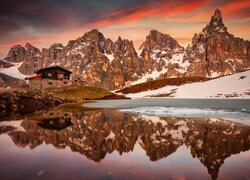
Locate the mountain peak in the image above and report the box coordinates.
[89,29,100,34]
[149,29,161,35]
[85,29,102,36]
[141,29,183,50]
[214,9,222,19]
[25,43,32,48]
[148,29,171,39]
[82,29,105,41]
[4,45,26,63]
[204,9,227,33]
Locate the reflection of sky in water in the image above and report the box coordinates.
[0,107,250,179]
[1,133,249,179]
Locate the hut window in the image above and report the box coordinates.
[48,82,52,85]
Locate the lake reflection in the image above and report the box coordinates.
[0,106,250,179]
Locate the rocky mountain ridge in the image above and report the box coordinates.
[1,9,250,90]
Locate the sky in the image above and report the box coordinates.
[0,0,250,59]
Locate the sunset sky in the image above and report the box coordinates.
[0,0,250,59]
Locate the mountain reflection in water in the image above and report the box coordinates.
[0,107,250,179]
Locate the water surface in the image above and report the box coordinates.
[0,99,250,179]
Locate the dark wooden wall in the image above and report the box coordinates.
[37,68,70,80]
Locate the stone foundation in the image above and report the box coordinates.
[29,79,74,90]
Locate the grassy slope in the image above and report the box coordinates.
[116,77,210,94]
[49,86,113,101]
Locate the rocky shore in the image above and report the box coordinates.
[0,85,130,119]
[0,89,63,117]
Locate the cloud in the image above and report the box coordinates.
[0,0,249,58]
[84,0,207,28]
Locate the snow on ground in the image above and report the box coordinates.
[127,70,250,99]
[0,62,27,79]
[129,52,189,85]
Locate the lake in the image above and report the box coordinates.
[0,99,250,179]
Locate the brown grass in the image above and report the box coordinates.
[116,77,210,94]
[49,85,113,101]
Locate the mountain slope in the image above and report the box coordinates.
[0,73,26,88]
[125,70,250,98]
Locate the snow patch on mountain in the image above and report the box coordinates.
[104,51,114,61]
[130,68,168,85]
[129,51,190,85]
[0,62,27,79]
[170,53,190,69]
[127,70,250,99]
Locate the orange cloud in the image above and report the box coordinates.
[1,0,250,59]
[221,0,250,17]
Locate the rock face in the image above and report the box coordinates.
[184,9,250,77]
[83,36,143,89]
[139,30,187,78]
[0,89,62,117]
[0,60,13,68]
[2,9,250,90]
[18,43,41,74]
[3,43,41,75]
[4,45,26,63]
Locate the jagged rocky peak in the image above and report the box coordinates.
[191,9,228,46]
[50,43,64,49]
[25,43,41,57]
[83,29,104,39]
[140,29,183,51]
[16,43,41,75]
[103,38,113,54]
[184,9,250,78]
[81,29,106,52]
[113,36,136,56]
[4,45,27,63]
[82,34,142,90]
[41,43,64,60]
[138,29,185,74]
[204,9,227,33]
[4,43,40,63]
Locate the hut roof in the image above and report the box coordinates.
[35,66,72,74]
[25,74,42,80]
